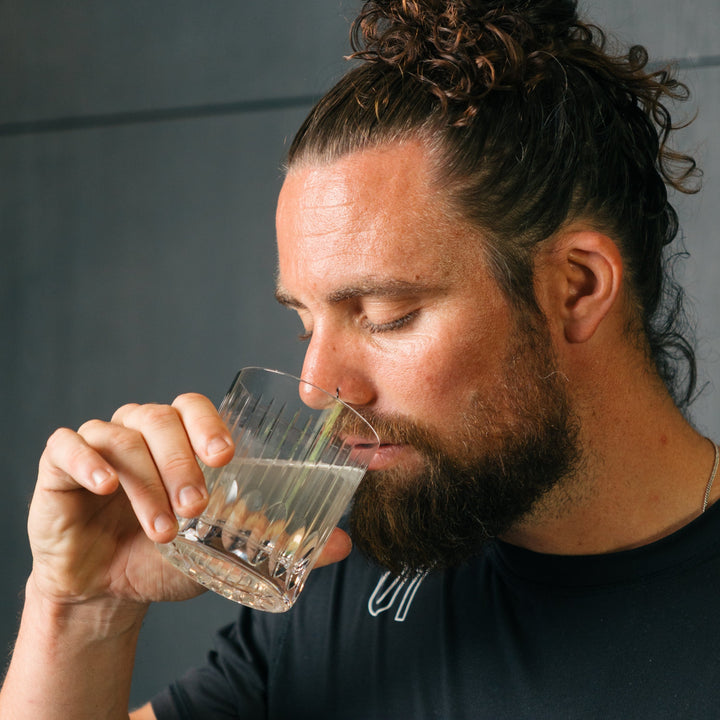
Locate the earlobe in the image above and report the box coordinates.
[545,232,623,344]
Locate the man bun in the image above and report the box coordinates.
[351,0,582,120]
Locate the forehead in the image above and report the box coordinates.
[275,141,485,295]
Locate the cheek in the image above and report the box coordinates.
[371,323,505,419]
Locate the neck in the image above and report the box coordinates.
[501,365,715,556]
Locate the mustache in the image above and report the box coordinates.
[339,406,440,453]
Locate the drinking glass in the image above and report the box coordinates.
[158,367,378,612]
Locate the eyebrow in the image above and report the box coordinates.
[274,278,438,310]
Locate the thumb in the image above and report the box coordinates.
[315,527,352,568]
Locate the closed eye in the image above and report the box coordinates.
[297,310,418,341]
[363,310,420,334]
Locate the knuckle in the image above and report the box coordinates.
[135,403,179,429]
[161,452,203,480]
[106,426,146,456]
[113,402,182,434]
[111,402,141,422]
[175,391,204,403]
[41,428,95,482]
[128,477,162,503]
[77,418,104,437]
[173,394,224,434]
[45,427,76,453]
[172,392,208,410]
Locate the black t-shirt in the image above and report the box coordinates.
[152,501,720,719]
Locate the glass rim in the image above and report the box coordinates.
[237,366,380,446]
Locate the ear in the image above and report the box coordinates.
[536,231,624,344]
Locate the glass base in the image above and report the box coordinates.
[158,535,294,613]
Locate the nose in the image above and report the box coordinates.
[299,329,375,409]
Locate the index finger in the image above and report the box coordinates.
[171,392,235,467]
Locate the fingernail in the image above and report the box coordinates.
[91,468,113,487]
[206,435,231,456]
[153,512,176,534]
[179,485,205,507]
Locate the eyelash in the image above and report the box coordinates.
[297,310,419,341]
[364,309,419,334]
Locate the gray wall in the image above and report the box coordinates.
[1,0,718,708]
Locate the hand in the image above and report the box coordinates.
[29,393,236,607]
[28,393,354,610]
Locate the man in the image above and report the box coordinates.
[1,1,717,718]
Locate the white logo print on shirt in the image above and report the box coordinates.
[367,571,428,622]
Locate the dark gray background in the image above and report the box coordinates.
[1,0,718,709]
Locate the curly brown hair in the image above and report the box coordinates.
[287,0,701,407]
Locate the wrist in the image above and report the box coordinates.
[0,576,146,720]
[25,573,150,643]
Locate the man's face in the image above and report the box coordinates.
[276,141,579,574]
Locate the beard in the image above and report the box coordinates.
[347,314,582,577]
